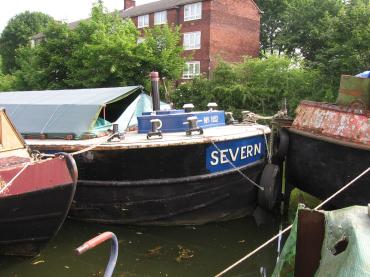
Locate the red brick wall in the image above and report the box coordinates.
[209,0,260,69]
[179,0,212,76]
[126,0,260,78]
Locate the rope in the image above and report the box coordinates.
[214,166,370,277]
[70,133,116,156]
[0,162,31,194]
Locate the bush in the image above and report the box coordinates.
[171,56,335,118]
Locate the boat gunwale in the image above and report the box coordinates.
[289,128,370,151]
[26,124,271,151]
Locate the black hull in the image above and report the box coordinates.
[286,131,370,208]
[0,183,76,256]
[70,143,266,225]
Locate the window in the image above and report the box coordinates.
[154,11,167,25]
[183,61,200,79]
[138,14,149,28]
[183,32,201,50]
[184,2,202,21]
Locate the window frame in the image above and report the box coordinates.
[184,2,202,21]
[183,31,201,50]
[154,10,167,25]
[137,14,149,28]
[183,61,201,79]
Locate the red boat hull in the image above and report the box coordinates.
[0,156,77,256]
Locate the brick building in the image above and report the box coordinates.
[121,0,261,79]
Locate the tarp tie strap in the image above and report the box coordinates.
[214,166,370,277]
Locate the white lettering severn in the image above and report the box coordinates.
[210,143,262,166]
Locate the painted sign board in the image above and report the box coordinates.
[205,136,265,173]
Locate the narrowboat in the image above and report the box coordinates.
[286,74,370,208]
[0,109,77,256]
[0,73,275,225]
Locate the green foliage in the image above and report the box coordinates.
[138,24,185,82]
[0,74,16,92]
[0,11,53,73]
[257,0,369,89]
[172,56,335,118]
[66,4,140,88]
[13,2,185,90]
[313,1,370,85]
[255,0,287,55]
[279,0,343,61]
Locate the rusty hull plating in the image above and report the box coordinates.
[291,100,369,148]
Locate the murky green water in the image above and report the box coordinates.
[0,215,281,277]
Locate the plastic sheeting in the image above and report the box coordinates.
[273,206,370,277]
[0,86,141,138]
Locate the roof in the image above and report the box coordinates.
[0,86,141,138]
[121,0,262,17]
[121,0,202,18]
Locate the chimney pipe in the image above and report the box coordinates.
[151,71,160,112]
[124,0,136,10]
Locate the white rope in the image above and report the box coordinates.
[0,162,31,194]
[214,166,370,277]
[70,133,115,156]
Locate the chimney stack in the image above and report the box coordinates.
[124,0,136,10]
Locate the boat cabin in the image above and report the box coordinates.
[0,109,29,158]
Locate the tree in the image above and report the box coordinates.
[0,11,53,73]
[138,24,185,81]
[14,2,185,90]
[66,4,140,88]
[279,0,343,61]
[255,0,287,56]
[313,0,370,84]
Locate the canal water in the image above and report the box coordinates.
[0,213,281,277]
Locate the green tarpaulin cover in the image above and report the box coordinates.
[0,86,144,138]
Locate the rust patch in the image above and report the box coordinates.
[292,101,370,146]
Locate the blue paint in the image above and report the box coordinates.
[206,136,265,173]
[138,110,225,133]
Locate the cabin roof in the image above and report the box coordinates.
[0,86,141,139]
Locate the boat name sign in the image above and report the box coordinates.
[206,136,265,173]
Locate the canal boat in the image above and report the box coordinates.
[286,74,370,208]
[0,108,77,256]
[0,73,273,225]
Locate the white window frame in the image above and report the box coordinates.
[154,10,167,25]
[184,2,202,21]
[183,61,200,79]
[138,14,149,28]
[183,31,201,50]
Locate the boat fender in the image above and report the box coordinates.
[273,128,289,160]
[258,164,280,211]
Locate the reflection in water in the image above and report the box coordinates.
[0,215,280,277]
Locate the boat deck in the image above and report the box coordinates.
[26,124,270,151]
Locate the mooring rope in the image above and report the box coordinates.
[69,133,116,156]
[0,133,116,194]
[214,166,370,277]
[0,162,31,194]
